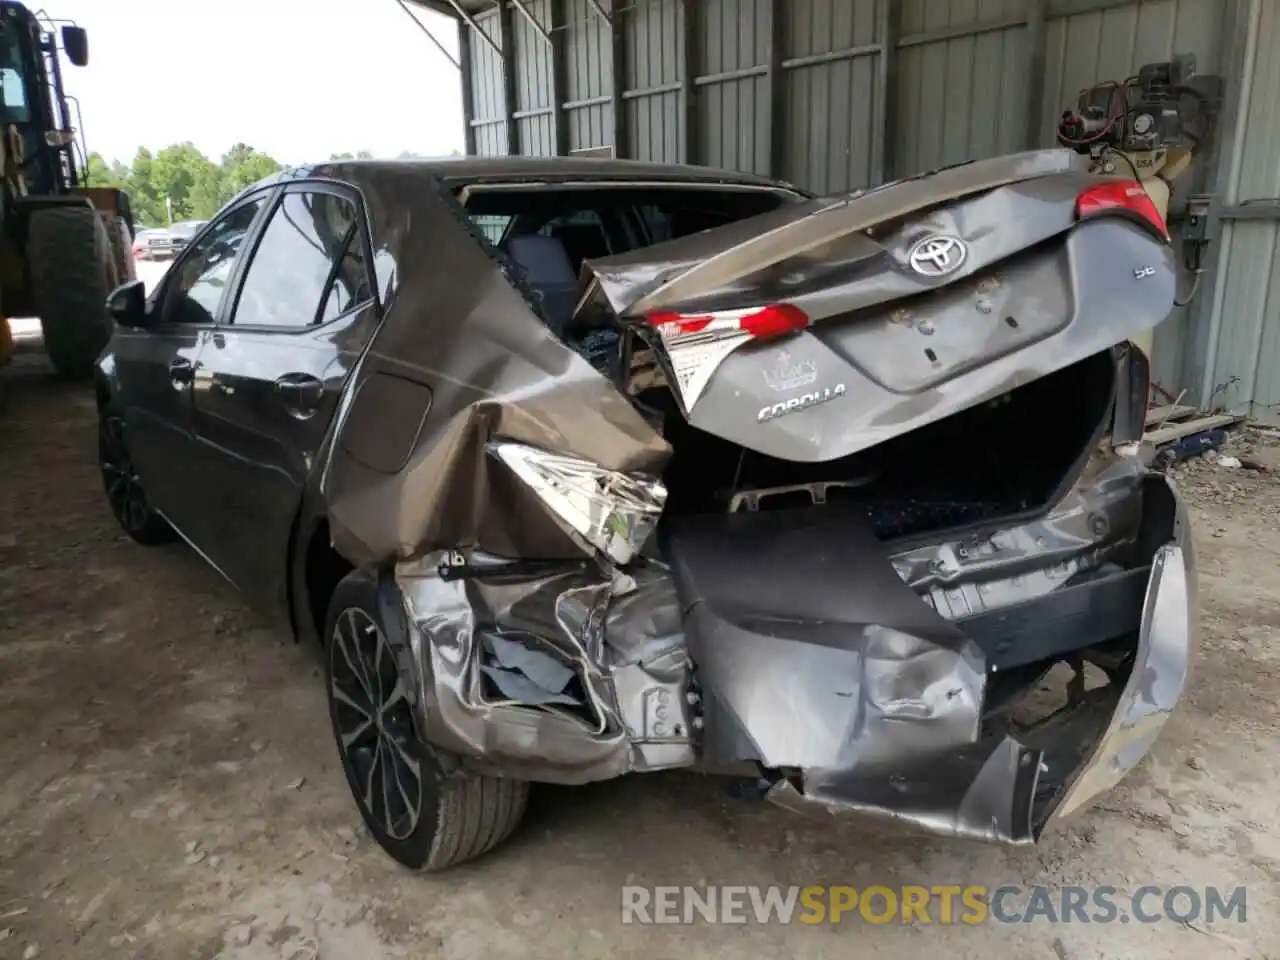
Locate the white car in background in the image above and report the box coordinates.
[166,220,207,256]
[131,228,175,262]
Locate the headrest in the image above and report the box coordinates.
[504,233,577,287]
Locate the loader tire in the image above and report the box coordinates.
[30,204,112,380]
[104,214,136,287]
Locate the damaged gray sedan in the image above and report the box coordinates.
[95,152,1194,870]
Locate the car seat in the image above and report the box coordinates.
[549,223,612,270]
[503,234,579,338]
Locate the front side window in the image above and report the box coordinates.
[233,191,365,329]
[162,199,265,325]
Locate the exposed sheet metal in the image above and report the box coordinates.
[1048,487,1196,825]
[755,465,1193,841]
[396,555,695,784]
[891,458,1146,618]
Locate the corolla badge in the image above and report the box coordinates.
[908,234,968,278]
[757,383,847,423]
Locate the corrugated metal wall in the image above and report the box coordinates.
[457,0,1267,407]
[780,0,880,192]
[626,0,685,162]
[513,0,556,154]
[1197,0,1280,419]
[698,0,769,175]
[564,0,613,150]
[896,0,1028,175]
[464,0,1223,182]
[469,8,509,156]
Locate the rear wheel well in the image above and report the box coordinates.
[303,518,353,646]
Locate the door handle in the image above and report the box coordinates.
[168,356,196,388]
[274,373,325,415]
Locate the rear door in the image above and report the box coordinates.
[188,183,379,603]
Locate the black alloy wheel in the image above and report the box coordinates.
[329,606,424,842]
[324,570,529,871]
[97,411,175,545]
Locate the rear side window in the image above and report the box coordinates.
[637,202,753,242]
[233,191,370,328]
[464,186,793,260]
[470,214,511,245]
[637,205,673,244]
[319,229,373,323]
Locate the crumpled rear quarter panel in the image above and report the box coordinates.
[316,162,669,567]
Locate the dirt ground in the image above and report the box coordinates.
[1,354,1278,960]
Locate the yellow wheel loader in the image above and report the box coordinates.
[0,3,134,378]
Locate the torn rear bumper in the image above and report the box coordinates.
[764,532,1193,842]
[394,459,1194,845]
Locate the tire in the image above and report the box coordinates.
[324,569,528,871]
[104,215,137,287]
[97,408,175,545]
[29,204,112,380]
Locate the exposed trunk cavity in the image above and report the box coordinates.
[645,350,1117,542]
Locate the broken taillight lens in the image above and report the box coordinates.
[647,303,810,341]
[643,303,810,412]
[1075,180,1168,240]
[488,442,667,566]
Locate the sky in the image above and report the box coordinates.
[53,0,465,166]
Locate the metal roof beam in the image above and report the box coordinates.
[394,0,460,69]
[509,0,552,45]
[441,0,503,57]
[499,0,520,154]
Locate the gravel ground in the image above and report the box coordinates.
[0,355,1278,960]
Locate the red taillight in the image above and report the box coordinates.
[1075,180,1168,239]
[642,302,812,413]
[741,303,810,339]
[648,311,713,334]
[646,302,810,341]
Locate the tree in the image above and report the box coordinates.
[221,142,281,195]
[83,152,127,188]
[149,143,219,220]
[98,143,436,225]
[127,147,165,225]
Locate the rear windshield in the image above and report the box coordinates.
[463,185,795,273]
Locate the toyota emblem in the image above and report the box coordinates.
[907,235,967,277]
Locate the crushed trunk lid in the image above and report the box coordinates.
[576,149,1176,464]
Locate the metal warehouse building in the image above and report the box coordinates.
[412,0,1280,422]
